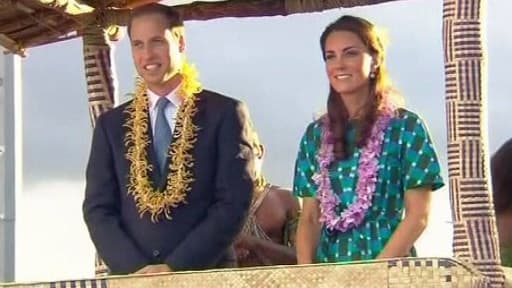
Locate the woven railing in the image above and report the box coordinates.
[1,257,502,288]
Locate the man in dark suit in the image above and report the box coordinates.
[83,3,255,275]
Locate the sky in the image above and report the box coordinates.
[7,0,512,282]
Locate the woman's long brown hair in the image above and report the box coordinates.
[320,15,400,160]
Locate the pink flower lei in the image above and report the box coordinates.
[313,106,395,233]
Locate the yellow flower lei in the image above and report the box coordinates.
[123,62,202,222]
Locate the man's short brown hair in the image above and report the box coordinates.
[127,4,183,37]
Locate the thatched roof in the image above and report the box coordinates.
[0,0,400,56]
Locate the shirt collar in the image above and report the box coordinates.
[148,84,182,112]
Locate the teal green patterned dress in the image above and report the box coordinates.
[293,109,444,263]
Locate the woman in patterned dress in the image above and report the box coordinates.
[294,15,444,264]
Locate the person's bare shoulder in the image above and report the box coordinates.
[271,186,301,216]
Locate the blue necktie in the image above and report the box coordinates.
[154,97,172,174]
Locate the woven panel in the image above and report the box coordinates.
[453,222,472,259]
[0,278,109,288]
[443,0,504,286]
[459,180,492,218]
[107,263,388,288]
[82,30,116,127]
[49,279,108,288]
[388,258,487,288]
[0,258,493,288]
[83,43,115,126]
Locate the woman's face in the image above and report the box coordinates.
[324,30,374,97]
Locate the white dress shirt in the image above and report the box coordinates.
[147,86,182,137]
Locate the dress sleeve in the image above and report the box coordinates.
[399,112,445,192]
[293,122,321,198]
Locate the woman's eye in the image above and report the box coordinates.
[345,50,359,56]
[325,54,335,60]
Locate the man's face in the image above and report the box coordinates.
[130,13,184,93]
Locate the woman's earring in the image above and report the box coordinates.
[369,71,376,79]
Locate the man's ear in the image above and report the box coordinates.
[258,144,265,159]
[177,33,185,53]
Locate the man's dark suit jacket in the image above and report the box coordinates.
[83,90,255,274]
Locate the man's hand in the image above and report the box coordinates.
[134,264,172,274]
[234,234,260,260]
[234,234,259,250]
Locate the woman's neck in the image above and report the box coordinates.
[340,88,371,119]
